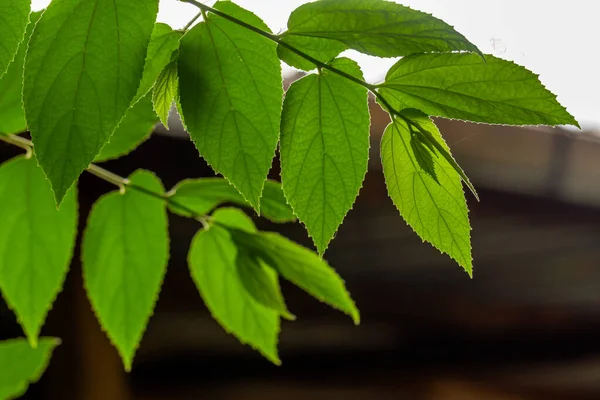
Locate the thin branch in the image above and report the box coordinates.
[182,10,202,31]
[0,134,210,221]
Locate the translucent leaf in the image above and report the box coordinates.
[212,208,294,321]
[0,338,59,399]
[0,12,41,135]
[231,230,359,324]
[379,53,579,127]
[178,1,283,210]
[280,58,370,254]
[188,212,280,364]
[0,156,78,345]
[95,94,158,162]
[380,113,473,275]
[0,0,30,78]
[168,178,295,223]
[280,0,481,62]
[134,23,183,105]
[82,170,169,371]
[23,0,159,203]
[152,61,178,129]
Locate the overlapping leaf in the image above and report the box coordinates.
[134,23,183,105]
[0,338,59,399]
[0,0,30,78]
[188,208,280,364]
[95,94,158,162]
[23,0,159,203]
[278,0,481,70]
[280,58,370,254]
[0,156,78,345]
[168,178,295,223]
[380,112,472,274]
[0,12,40,135]
[82,170,169,371]
[231,229,359,324]
[378,53,578,127]
[178,1,283,210]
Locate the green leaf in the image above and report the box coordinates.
[168,178,295,223]
[152,61,179,129]
[280,0,481,62]
[82,170,169,371]
[23,0,159,204]
[0,156,78,345]
[379,53,579,127]
[277,36,346,71]
[212,208,294,321]
[380,113,473,275]
[178,1,283,210]
[0,12,41,135]
[280,58,370,254]
[0,338,59,399]
[231,230,359,324]
[188,213,280,364]
[134,23,183,105]
[0,0,30,78]
[95,94,158,162]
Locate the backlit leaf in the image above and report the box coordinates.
[212,208,294,320]
[0,12,40,135]
[134,23,182,105]
[379,53,578,127]
[188,211,280,364]
[178,1,283,210]
[82,170,169,371]
[280,58,370,254]
[0,0,30,78]
[95,94,158,162]
[231,230,359,324]
[280,0,481,64]
[23,0,159,203]
[0,156,78,345]
[168,178,295,223]
[0,338,59,399]
[380,112,473,274]
[152,61,179,129]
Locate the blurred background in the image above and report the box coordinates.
[4,1,600,399]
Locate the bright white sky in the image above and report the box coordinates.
[32,0,599,130]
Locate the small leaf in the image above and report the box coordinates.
[212,208,294,321]
[0,12,41,135]
[152,61,179,129]
[178,1,283,210]
[82,170,169,371]
[231,230,359,324]
[188,215,280,364]
[380,113,473,275]
[379,53,578,127]
[23,0,159,203]
[0,0,30,78]
[280,58,370,254]
[95,94,158,162]
[277,35,346,71]
[0,156,78,345]
[0,338,59,399]
[280,0,481,62]
[134,23,183,105]
[168,178,295,223]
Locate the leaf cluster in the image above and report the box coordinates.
[0,0,577,393]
